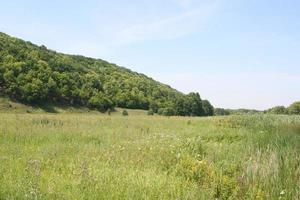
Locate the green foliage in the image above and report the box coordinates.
[227,108,262,115]
[263,102,300,116]
[185,92,204,116]
[214,108,230,116]
[202,100,214,116]
[267,106,288,115]
[0,32,214,116]
[288,101,300,115]
[173,92,205,116]
[214,108,263,116]
[215,103,300,116]
[149,101,159,113]
[147,109,154,115]
[88,93,114,112]
[163,107,176,116]
[122,109,128,116]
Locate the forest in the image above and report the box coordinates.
[0,32,214,116]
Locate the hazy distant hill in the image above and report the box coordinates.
[0,32,213,116]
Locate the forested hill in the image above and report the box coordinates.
[0,32,214,116]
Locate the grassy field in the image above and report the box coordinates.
[0,97,148,115]
[0,112,299,199]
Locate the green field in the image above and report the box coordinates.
[0,112,299,199]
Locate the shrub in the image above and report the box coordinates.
[267,106,287,115]
[122,110,128,116]
[214,108,230,116]
[157,107,175,116]
[288,101,300,115]
[176,155,213,185]
[147,109,154,115]
[157,108,164,115]
[213,175,240,200]
[88,93,114,112]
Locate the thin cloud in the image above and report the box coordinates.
[110,3,217,45]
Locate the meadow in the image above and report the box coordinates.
[0,111,299,199]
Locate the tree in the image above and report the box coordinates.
[21,78,49,103]
[174,97,186,116]
[149,101,159,113]
[214,108,230,116]
[147,109,154,115]
[185,92,204,116]
[158,107,175,116]
[88,93,114,112]
[202,100,214,116]
[267,106,287,115]
[0,65,4,86]
[0,32,214,116]
[288,102,300,115]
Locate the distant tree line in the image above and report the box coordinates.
[265,102,300,115]
[0,32,214,116]
[214,108,261,116]
[214,101,300,116]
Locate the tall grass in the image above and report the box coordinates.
[0,114,299,199]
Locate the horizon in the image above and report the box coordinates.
[1,0,299,110]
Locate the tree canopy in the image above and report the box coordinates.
[266,106,287,115]
[214,108,230,116]
[288,102,300,115]
[0,32,214,116]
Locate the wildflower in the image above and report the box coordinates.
[197,160,206,165]
[191,166,198,173]
[280,190,285,195]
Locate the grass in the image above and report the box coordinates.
[0,110,299,199]
[0,97,147,116]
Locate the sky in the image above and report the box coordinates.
[0,0,299,110]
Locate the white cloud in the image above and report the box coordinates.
[40,1,219,56]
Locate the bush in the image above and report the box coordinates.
[214,108,230,116]
[122,110,128,116]
[157,107,175,116]
[147,109,154,115]
[176,156,213,185]
[288,101,300,115]
[157,108,164,115]
[88,93,114,112]
[267,106,287,115]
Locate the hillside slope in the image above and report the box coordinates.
[0,32,213,116]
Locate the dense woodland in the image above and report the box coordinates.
[0,32,214,116]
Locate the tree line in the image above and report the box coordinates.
[214,101,300,116]
[265,102,300,115]
[0,32,214,116]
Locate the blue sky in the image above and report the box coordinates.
[1,0,299,109]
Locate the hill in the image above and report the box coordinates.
[0,32,213,116]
